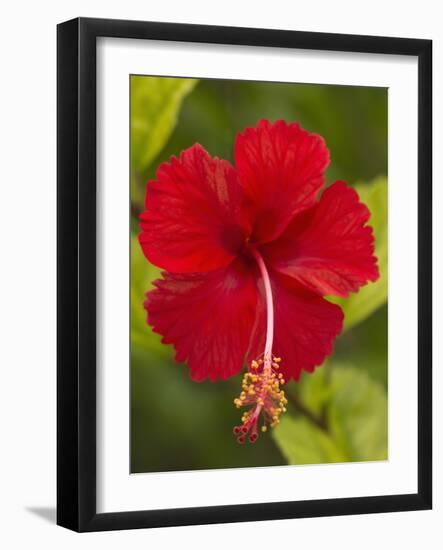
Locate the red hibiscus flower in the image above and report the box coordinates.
[139,119,379,443]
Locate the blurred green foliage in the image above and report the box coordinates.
[131,77,197,208]
[274,365,388,464]
[130,75,388,473]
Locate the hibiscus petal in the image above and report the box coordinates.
[262,181,380,297]
[139,144,250,273]
[247,273,343,381]
[145,259,258,381]
[234,119,330,244]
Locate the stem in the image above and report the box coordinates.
[131,202,142,220]
[251,248,274,361]
[286,391,329,432]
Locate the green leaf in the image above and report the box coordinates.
[131,76,198,174]
[294,362,332,417]
[130,233,169,356]
[328,366,388,461]
[329,176,388,331]
[272,415,348,464]
[273,365,387,464]
[131,76,198,209]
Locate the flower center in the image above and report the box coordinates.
[233,249,287,443]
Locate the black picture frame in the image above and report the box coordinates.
[57,17,432,532]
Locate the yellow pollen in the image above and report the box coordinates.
[233,355,287,443]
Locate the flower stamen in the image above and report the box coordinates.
[233,356,287,443]
[233,249,287,443]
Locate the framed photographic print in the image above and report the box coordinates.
[57,17,432,531]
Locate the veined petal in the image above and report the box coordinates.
[247,273,343,381]
[234,119,330,244]
[139,144,250,273]
[145,259,258,381]
[262,181,380,297]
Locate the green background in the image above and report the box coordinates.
[130,76,388,473]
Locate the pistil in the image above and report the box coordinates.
[251,248,274,366]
